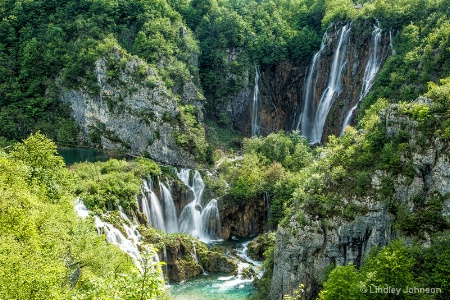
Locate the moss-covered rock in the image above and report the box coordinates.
[139,227,237,281]
[172,258,203,282]
[248,232,276,261]
[199,251,237,274]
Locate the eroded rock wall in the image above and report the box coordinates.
[269,99,450,300]
[59,47,203,167]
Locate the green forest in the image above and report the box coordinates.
[1,0,450,299]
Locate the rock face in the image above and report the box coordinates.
[220,195,270,239]
[248,232,276,261]
[269,99,450,300]
[59,47,203,168]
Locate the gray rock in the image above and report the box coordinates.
[58,48,203,167]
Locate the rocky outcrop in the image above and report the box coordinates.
[59,46,203,168]
[199,251,237,273]
[270,203,394,300]
[248,232,276,261]
[140,228,237,282]
[269,99,450,300]
[220,195,270,239]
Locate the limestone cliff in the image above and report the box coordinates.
[269,98,450,300]
[59,46,204,168]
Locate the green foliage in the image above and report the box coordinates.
[318,263,361,300]
[322,0,357,26]
[176,104,209,161]
[72,158,160,213]
[10,132,68,201]
[71,246,169,300]
[359,4,450,117]
[0,0,200,146]
[196,0,323,121]
[319,241,418,300]
[0,133,169,299]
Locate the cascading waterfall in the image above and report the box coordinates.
[159,182,179,233]
[340,21,382,136]
[298,32,328,134]
[201,199,221,240]
[312,23,351,143]
[389,30,396,55]
[298,23,352,144]
[148,190,166,231]
[179,200,203,238]
[137,169,221,242]
[251,65,261,137]
[74,200,143,272]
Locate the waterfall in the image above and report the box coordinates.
[137,169,222,242]
[159,182,179,233]
[201,199,222,240]
[74,199,89,218]
[74,201,144,272]
[148,190,166,231]
[311,23,351,143]
[340,21,382,136]
[163,247,168,275]
[298,23,352,144]
[251,65,261,137]
[176,169,222,242]
[179,201,203,238]
[298,32,328,134]
[176,168,191,186]
[192,241,198,263]
[389,30,396,55]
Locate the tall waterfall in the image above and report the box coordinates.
[298,23,352,144]
[298,32,328,135]
[177,169,221,241]
[148,189,166,231]
[251,65,261,137]
[389,30,396,55]
[340,22,382,136]
[137,169,221,242]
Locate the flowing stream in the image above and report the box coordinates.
[169,237,261,299]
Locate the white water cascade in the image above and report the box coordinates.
[340,21,383,136]
[137,169,222,242]
[201,199,222,240]
[251,65,261,137]
[389,30,396,55]
[176,169,222,242]
[298,32,328,135]
[148,189,166,231]
[298,23,352,144]
[159,182,179,233]
[74,200,143,272]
